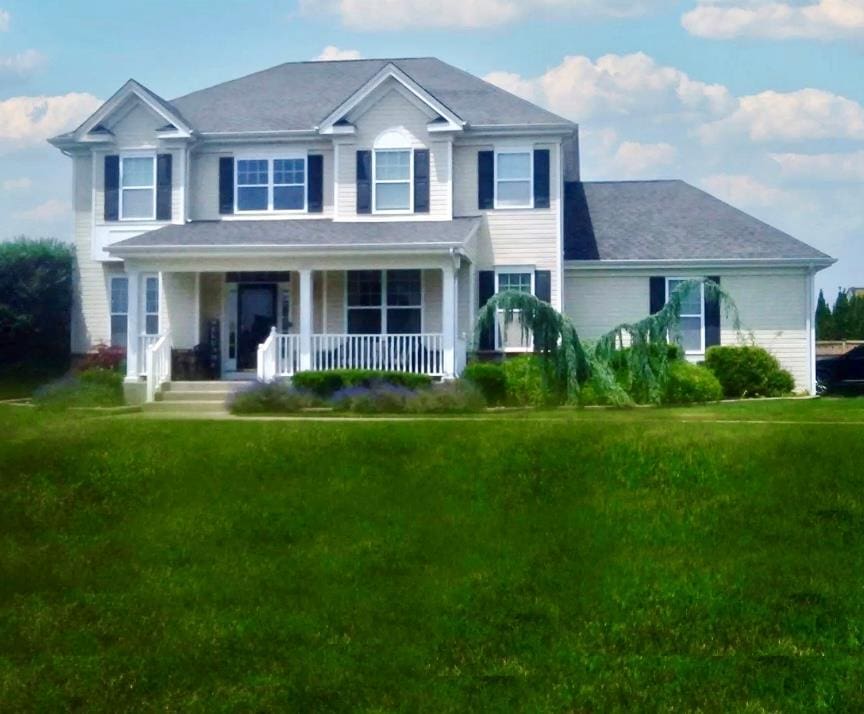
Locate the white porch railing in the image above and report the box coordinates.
[276,333,301,377]
[257,327,278,383]
[145,332,172,402]
[312,334,444,376]
[139,334,160,375]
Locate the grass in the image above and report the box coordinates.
[1,401,864,710]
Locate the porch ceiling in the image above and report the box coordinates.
[107,217,481,259]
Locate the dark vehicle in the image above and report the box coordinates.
[816,345,864,394]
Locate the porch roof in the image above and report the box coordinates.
[108,217,481,257]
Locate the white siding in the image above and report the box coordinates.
[335,86,451,221]
[162,273,198,348]
[454,143,561,308]
[563,268,812,392]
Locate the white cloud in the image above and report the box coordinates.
[611,141,677,175]
[771,150,864,181]
[484,53,734,124]
[2,177,32,190]
[14,199,70,222]
[303,0,667,30]
[0,49,46,79]
[313,45,363,61]
[701,173,793,207]
[0,93,102,151]
[0,9,9,32]
[682,0,864,40]
[699,88,864,143]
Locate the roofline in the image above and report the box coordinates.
[564,257,836,271]
[108,242,470,259]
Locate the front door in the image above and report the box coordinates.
[237,284,277,370]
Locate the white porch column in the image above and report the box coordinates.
[442,264,457,378]
[125,269,141,382]
[299,268,313,371]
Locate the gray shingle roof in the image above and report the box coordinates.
[170,58,572,133]
[108,217,481,252]
[564,180,832,263]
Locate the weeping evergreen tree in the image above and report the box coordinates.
[475,278,740,405]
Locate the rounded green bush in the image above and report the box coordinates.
[705,346,796,398]
[502,355,558,407]
[292,369,431,398]
[662,361,723,404]
[462,362,507,406]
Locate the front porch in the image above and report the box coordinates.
[123,263,473,401]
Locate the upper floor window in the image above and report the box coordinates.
[495,150,532,209]
[374,150,412,212]
[120,155,156,220]
[235,156,306,213]
[667,278,704,354]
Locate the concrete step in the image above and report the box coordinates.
[142,400,229,414]
[157,390,230,403]
[163,380,249,393]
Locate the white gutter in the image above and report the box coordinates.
[564,258,836,270]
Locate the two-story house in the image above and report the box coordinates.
[49,57,834,403]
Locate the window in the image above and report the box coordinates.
[495,151,532,209]
[346,270,422,334]
[667,278,704,354]
[144,276,159,335]
[236,156,306,212]
[374,150,411,212]
[110,276,128,348]
[495,269,533,352]
[120,155,155,220]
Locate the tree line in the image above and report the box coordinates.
[816,289,864,341]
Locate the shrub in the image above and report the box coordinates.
[662,361,723,405]
[501,355,554,407]
[79,343,125,372]
[293,369,432,398]
[405,381,486,414]
[331,384,414,414]
[462,362,507,406]
[33,368,124,409]
[705,346,796,398]
[229,383,323,414]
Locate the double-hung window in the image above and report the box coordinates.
[236,156,306,212]
[667,278,704,354]
[495,269,533,352]
[346,270,422,334]
[120,155,156,220]
[373,150,411,212]
[110,276,129,348]
[144,275,159,335]
[495,150,532,209]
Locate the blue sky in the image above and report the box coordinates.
[1,0,862,295]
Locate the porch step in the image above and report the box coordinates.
[162,380,250,393]
[143,380,253,414]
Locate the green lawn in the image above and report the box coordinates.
[2,402,864,711]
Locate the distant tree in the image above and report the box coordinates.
[0,237,74,366]
[815,289,834,340]
[849,294,864,340]
[832,290,852,341]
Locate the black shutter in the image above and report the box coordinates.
[478,150,494,210]
[650,276,666,314]
[156,153,172,221]
[534,270,551,303]
[307,154,323,213]
[705,276,721,349]
[478,270,496,351]
[533,149,550,209]
[104,155,119,222]
[413,149,430,213]
[356,150,372,214]
[218,157,234,215]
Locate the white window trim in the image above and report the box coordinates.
[372,148,414,215]
[234,153,308,215]
[142,273,160,336]
[666,277,705,355]
[109,275,129,346]
[495,267,534,353]
[493,148,534,210]
[119,153,157,222]
[344,270,424,334]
